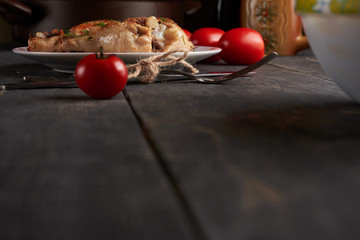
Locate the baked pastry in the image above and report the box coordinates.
[27,16,193,53]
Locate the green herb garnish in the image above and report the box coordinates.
[81,30,89,35]
[64,29,89,38]
[64,30,75,37]
[95,22,107,27]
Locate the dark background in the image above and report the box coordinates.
[184,0,242,31]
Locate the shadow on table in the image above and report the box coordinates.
[225,102,360,141]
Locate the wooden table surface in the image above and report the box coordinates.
[1,44,360,240]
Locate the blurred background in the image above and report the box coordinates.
[184,0,241,31]
[0,19,12,43]
[0,0,242,44]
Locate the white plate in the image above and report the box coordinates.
[12,46,221,73]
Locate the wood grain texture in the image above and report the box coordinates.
[125,49,360,240]
[2,46,360,240]
[0,49,197,240]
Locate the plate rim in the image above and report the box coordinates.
[12,46,221,73]
[12,46,222,56]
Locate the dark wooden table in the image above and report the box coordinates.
[1,44,360,240]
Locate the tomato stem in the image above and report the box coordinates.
[100,46,104,59]
[95,46,105,59]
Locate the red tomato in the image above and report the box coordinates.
[218,28,265,65]
[190,27,225,62]
[75,53,128,99]
[182,29,192,40]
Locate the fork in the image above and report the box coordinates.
[1,52,278,90]
[160,52,278,84]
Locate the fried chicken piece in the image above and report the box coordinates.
[27,17,193,53]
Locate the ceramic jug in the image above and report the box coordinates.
[241,0,309,55]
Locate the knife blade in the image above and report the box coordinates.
[1,75,77,90]
[0,80,77,90]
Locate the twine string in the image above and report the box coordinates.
[127,49,199,83]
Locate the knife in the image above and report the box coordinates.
[0,76,77,90]
[1,81,77,90]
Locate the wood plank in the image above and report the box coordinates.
[0,51,198,239]
[125,51,360,240]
